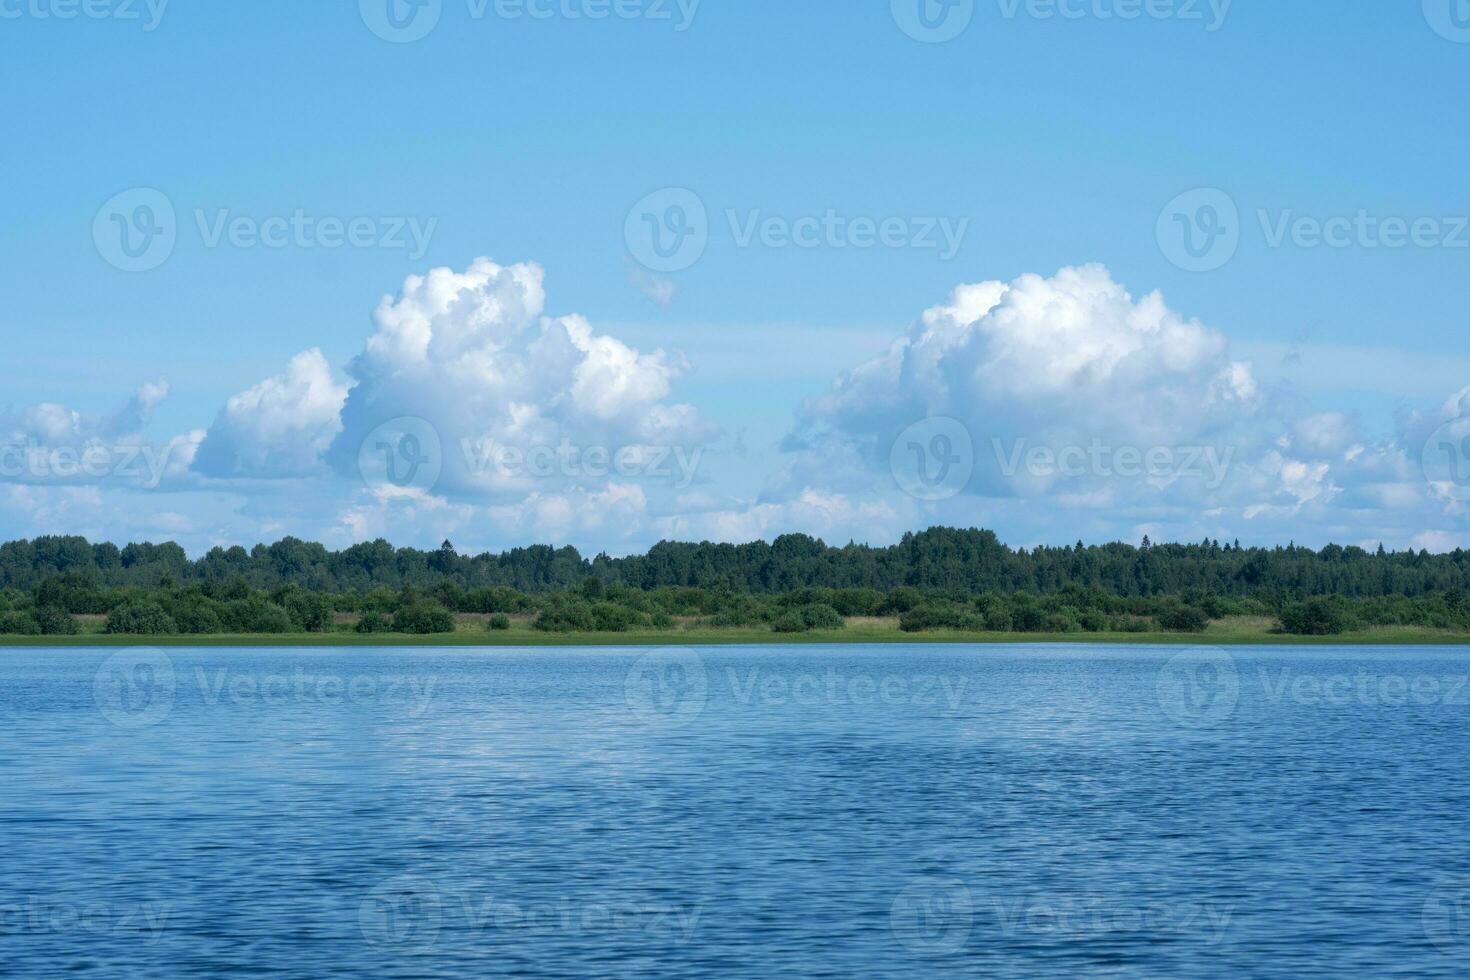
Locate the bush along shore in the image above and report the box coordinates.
[0,543,1464,643]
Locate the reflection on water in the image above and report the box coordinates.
[2,644,1470,977]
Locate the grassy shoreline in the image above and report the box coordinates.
[5,620,1470,647]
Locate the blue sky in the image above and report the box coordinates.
[2,1,1468,555]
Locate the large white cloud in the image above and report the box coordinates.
[783,264,1263,498]
[193,349,348,479]
[763,264,1470,551]
[326,257,713,497]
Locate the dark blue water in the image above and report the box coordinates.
[3,644,1470,978]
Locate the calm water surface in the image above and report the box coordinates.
[3,644,1470,978]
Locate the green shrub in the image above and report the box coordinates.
[32,606,79,635]
[900,604,977,632]
[771,610,810,633]
[487,613,511,631]
[0,611,36,634]
[34,572,112,614]
[464,587,527,614]
[1042,612,1079,633]
[878,587,924,615]
[394,603,456,634]
[590,602,641,632]
[533,598,595,632]
[1011,606,1046,632]
[105,601,179,635]
[706,595,765,627]
[799,604,845,630]
[1157,605,1210,633]
[221,597,294,633]
[355,611,392,633]
[1279,598,1356,636]
[830,588,882,617]
[282,590,334,632]
[983,608,1013,632]
[169,602,224,635]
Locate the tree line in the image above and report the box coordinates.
[0,528,1468,637]
[2,527,1466,597]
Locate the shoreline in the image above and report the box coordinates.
[5,626,1470,648]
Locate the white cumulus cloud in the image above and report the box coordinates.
[193,349,348,479]
[327,257,713,496]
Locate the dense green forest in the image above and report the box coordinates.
[1,527,1468,637]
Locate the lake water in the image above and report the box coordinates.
[3,644,1470,978]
